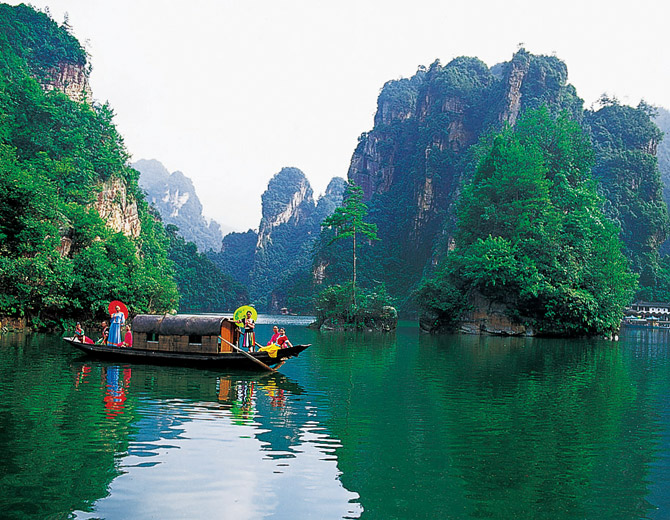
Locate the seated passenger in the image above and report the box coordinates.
[74,323,84,342]
[275,328,293,349]
[100,321,109,345]
[267,325,280,345]
[121,325,133,348]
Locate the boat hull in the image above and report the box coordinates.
[63,337,309,369]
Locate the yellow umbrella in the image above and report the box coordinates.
[233,305,257,327]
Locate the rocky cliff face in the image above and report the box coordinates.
[347,48,666,327]
[94,177,141,238]
[211,169,344,311]
[655,107,670,253]
[134,159,224,252]
[40,62,92,103]
[251,168,342,310]
[341,50,584,312]
[256,168,315,250]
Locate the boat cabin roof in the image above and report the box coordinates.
[133,314,235,336]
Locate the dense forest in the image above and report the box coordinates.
[165,225,247,312]
[0,5,241,328]
[418,108,636,335]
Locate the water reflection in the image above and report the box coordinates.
[68,364,362,519]
[4,325,670,519]
[0,334,361,520]
[305,327,670,520]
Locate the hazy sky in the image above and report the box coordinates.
[9,0,670,231]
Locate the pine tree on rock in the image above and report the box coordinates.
[321,181,379,306]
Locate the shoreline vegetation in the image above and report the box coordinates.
[416,108,638,337]
[310,283,398,332]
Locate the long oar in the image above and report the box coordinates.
[219,337,276,373]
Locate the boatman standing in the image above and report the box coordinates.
[237,310,256,352]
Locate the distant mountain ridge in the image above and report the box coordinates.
[210,167,345,311]
[133,159,225,252]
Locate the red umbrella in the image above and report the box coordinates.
[108,300,128,319]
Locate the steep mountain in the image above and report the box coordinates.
[655,107,670,253]
[133,158,224,252]
[315,49,667,313]
[165,225,248,313]
[586,100,669,288]
[210,168,345,311]
[0,4,179,326]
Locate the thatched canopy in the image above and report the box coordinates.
[133,314,234,336]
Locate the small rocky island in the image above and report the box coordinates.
[311,304,398,332]
[310,283,398,332]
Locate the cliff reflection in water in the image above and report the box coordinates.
[305,327,668,520]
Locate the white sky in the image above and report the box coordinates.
[9,0,670,231]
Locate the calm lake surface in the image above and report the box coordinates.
[1,319,670,519]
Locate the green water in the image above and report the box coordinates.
[1,321,669,519]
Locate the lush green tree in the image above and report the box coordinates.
[166,225,247,312]
[313,282,396,330]
[0,5,180,327]
[585,99,669,293]
[321,181,379,306]
[419,107,637,336]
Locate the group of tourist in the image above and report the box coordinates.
[73,304,132,347]
[267,325,293,349]
[76,306,294,352]
[236,310,293,352]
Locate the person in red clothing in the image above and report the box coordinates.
[121,324,133,348]
[74,322,85,342]
[267,325,280,345]
[275,328,293,349]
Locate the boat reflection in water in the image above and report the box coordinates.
[70,363,362,520]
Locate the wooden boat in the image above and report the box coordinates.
[63,314,309,370]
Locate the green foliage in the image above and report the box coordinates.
[586,100,670,291]
[419,108,637,336]
[268,268,317,315]
[0,5,180,327]
[0,4,87,77]
[414,273,467,331]
[209,229,257,288]
[321,181,379,305]
[314,282,396,330]
[166,225,248,312]
[322,181,378,245]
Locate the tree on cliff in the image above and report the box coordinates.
[321,181,379,306]
[418,107,637,336]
